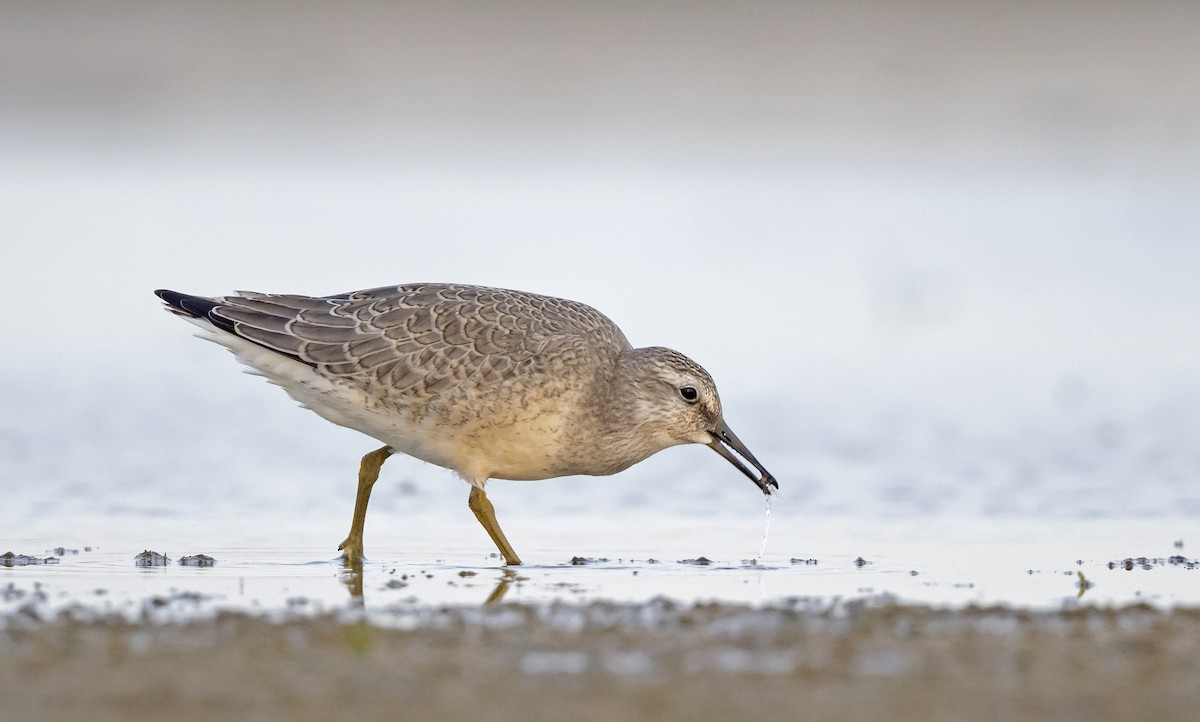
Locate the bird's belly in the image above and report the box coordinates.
[404,415,574,482]
[309,385,572,480]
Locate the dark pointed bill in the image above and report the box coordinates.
[708,419,778,496]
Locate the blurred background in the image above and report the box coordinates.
[2,1,1197,538]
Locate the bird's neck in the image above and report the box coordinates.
[587,350,672,474]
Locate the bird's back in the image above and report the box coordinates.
[163,283,628,392]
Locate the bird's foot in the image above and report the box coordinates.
[338,535,365,563]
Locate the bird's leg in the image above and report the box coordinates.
[338,446,393,561]
[340,559,365,604]
[484,569,519,604]
[468,486,523,566]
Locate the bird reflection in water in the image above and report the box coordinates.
[340,557,520,606]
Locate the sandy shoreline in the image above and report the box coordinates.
[4,600,1197,722]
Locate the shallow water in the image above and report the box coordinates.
[4,511,1196,627]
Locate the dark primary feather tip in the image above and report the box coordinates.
[156,288,212,316]
[156,288,194,310]
[155,288,234,332]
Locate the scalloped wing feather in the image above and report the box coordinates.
[199,284,630,393]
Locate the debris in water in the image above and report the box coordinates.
[679,557,713,566]
[1109,555,1197,571]
[134,550,169,567]
[1,552,58,567]
[568,557,609,565]
[179,554,216,567]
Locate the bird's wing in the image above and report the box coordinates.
[208,284,631,393]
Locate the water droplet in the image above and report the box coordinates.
[758,495,772,561]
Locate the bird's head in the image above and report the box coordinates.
[617,347,778,495]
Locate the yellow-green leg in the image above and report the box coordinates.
[338,446,393,561]
[468,486,523,566]
[484,569,518,604]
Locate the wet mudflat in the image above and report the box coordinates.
[3,601,1198,722]
[3,517,1198,721]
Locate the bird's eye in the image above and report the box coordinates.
[680,386,699,403]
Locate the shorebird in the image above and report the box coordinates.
[156,284,776,565]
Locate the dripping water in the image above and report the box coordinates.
[758,494,772,561]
